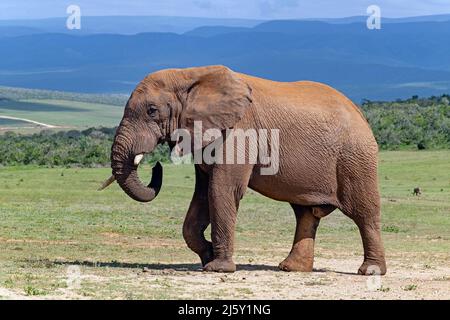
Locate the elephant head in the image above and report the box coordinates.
[100,65,253,202]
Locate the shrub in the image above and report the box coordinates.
[0,127,170,167]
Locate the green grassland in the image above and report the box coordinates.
[0,98,123,130]
[0,150,449,299]
[0,86,127,133]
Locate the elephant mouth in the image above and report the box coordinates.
[129,159,163,199]
[99,150,163,203]
[131,153,163,198]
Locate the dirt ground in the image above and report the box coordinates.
[1,157,448,300]
[1,255,448,300]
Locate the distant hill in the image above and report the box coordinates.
[302,14,450,24]
[1,14,449,36]
[0,16,263,35]
[1,15,450,101]
[0,26,45,37]
[184,26,251,37]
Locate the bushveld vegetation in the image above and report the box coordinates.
[0,95,449,166]
[361,95,450,150]
[0,128,169,167]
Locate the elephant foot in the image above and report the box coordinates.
[279,239,315,272]
[203,258,236,273]
[358,259,387,276]
[278,255,313,272]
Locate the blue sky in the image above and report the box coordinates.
[1,0,450,20]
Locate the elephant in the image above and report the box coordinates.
[100,65,386,275]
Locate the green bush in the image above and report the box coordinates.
[361,95,450,150]
[1,94,449,166]
[0,127,170,167]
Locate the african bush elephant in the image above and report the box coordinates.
[101,65,386,275]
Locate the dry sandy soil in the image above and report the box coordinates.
[1,255,448,300]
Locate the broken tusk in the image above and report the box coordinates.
[98,175,116,191]
[134,154,144,166]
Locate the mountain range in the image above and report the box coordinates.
[1,15,450,102]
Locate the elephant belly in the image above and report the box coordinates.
[248,164,340,207]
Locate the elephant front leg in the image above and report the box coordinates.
[183,166,214,266]
[183,198,213,266]
[203,167,250,273]
[279,205,320,272]
[203,184,238,273]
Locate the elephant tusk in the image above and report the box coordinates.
[134,154,144,166]
[98,175,116,191]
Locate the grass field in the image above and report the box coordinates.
[0,98,123,131]
[0,151,449,299]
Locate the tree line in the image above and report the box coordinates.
[361,95,450,150]
[0,95,449,167]
[0,128,168,167]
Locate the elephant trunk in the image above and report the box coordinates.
[111,126,163,203]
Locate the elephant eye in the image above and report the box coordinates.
[147,105,158,117]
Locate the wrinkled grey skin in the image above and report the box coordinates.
[109,65,386,275]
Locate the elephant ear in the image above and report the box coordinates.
[181,66,252,146]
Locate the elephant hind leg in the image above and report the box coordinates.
[342,202,387,275]
[342,198,387,275]
[279,204,334,272]
[354,216,387,276]
[337,169,386,275]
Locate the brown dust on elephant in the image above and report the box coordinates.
[100,65,386,275]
